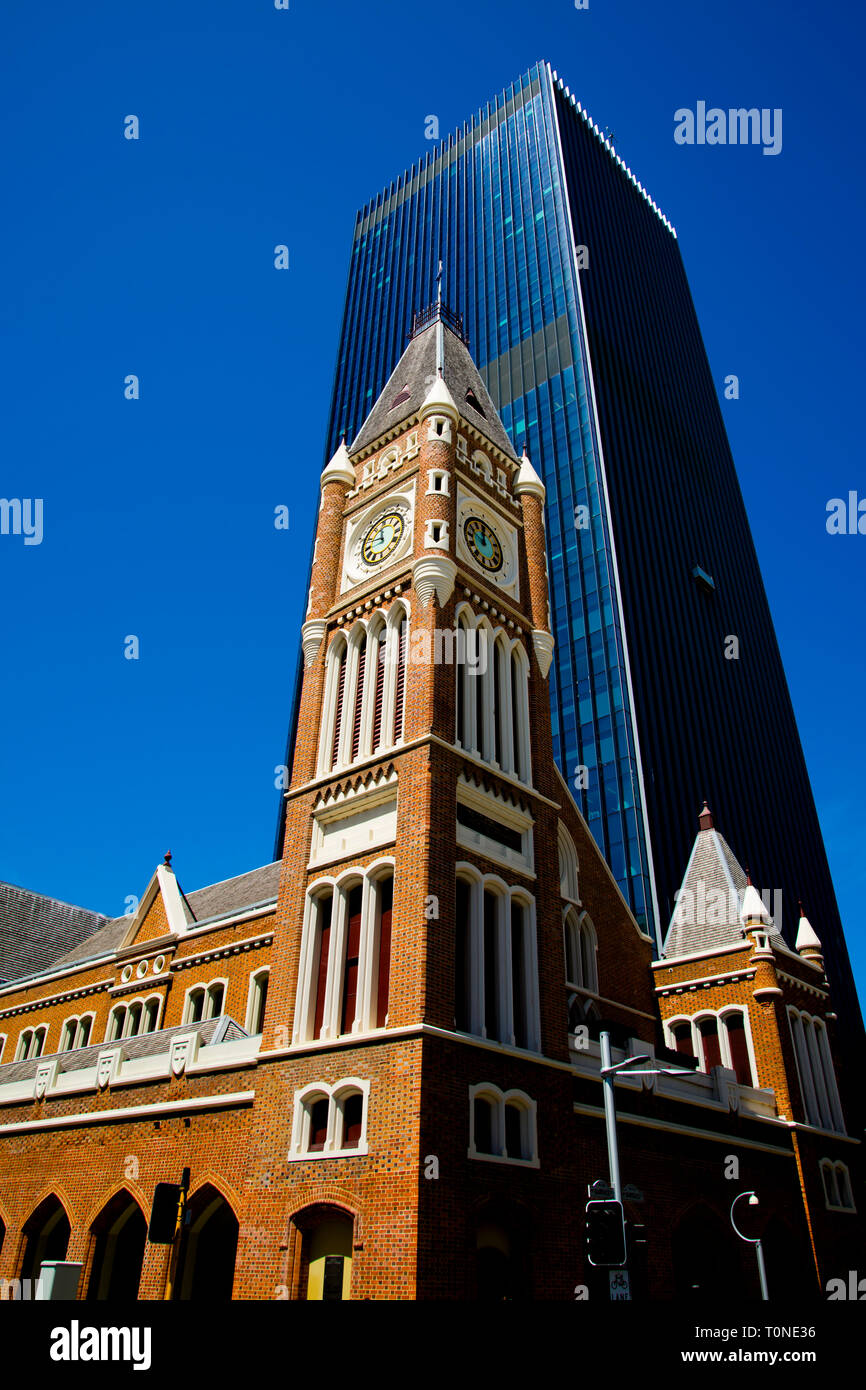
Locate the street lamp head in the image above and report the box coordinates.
[748,1195,759,1207]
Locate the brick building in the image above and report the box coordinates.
[0,307,861,1301]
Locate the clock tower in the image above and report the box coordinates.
[252,302,654,1299]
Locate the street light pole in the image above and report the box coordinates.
[730,1191,769,1301]
[599,1030,623,1201]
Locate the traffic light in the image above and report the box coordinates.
[148,1182,181,1244]
[585,1199,627,1267]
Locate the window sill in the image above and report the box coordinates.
[287,1144,369,1163]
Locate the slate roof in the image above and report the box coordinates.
[350,315,520,462]
[182,861,281,924]
[0,1015,248,1084]
[0,882,109,986]
[0,863,282,985]
[663,825,786,958]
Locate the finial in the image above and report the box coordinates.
[435,259,444,377]
[164,851,172,868]
[698,800,714,831]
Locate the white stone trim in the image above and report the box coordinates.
[468,1082,539,1167]
[288,1077,370,1161]
[0,1090,255,1136]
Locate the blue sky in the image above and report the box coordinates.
[1,1,863,1000]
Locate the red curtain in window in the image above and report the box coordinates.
[698,1018,722,1070]
[342,1093,363,1149]
[392,620,407,742]
[340,887,363,1034]
[724,1014,753,1085]
[351,639,366,761]
[309,1098,329,1151]
[673,1023,694,1056]
[371,633,384,750]
[312,897,332,1038]
[331,649,346,767]
[376,878,393,1028]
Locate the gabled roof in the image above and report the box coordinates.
[349,314,519,462]
[1,862,282,985]
[663,817,786,958]
[0,881,109,985]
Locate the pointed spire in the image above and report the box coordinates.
[420,373,458,420]
[321,438,355,487]
[796,902,823,956]
[740,874,771,929]
[698,800,714,831]
[514,449,546,502]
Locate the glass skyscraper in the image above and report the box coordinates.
[280,60,862,1043]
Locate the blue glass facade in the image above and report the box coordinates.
[325,65,655,933]
[278,60,862,1054]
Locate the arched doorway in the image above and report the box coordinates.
[87,1191,146,1301]
[174,1185,239,1301]
[474,1203,530,1300]
[304,1211,353,1301]
[672,1203,743,1301]
[20,1196,71,1282]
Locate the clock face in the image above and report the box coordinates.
[463,515,503,573]
[361,510,405,566]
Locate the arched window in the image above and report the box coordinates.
[391,613,407,743]
[290,1080,370,1159]
[510,646,531,783]
[307,1095,330,1152]
[340,883,363,1035]
[185,988,205,1026]
[246,969,269,1036]
[473,1095,495,1154]
[124,1002,143,1039]
[558,824,580,903]
[787,1008,845,1132]
[336,1087,364,1150]
[721,1011,752,1085]
[469,1084,538,1166]
[454,871,540,1051]
[368,616,386,755]
[77,1015,93,1047]
[319,633,348,774]
[60,1018,78,1052]
[296,866,396,1044]
[350,631,367,762]
[666,1010,755,1085]
[205,982,225,1020]
[311,892,333,1040]
[820,1160,855,1212]
[107,1007,126,1043]
[456,611,474,752]
[372,874,393,1029]
[564,908,598,994]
